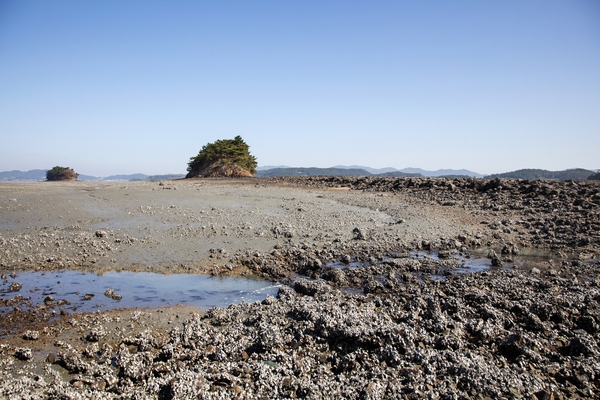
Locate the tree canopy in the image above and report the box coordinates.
[187,136,257,176]
[46,166,78,181]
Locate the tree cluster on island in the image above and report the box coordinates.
[186,136,257,178]
[46,166,78,181]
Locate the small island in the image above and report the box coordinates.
[46,166,78,181]
[186,136,257,178]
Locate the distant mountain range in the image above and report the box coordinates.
[0,170,184,182]
[256,166,599,180]
[259,165,484,178]
[487,168,596,181]
[256,168,372,178]
[2,167,597,182]
[0,169,48,181]
[255,167,480,178]
[332,165,411,174]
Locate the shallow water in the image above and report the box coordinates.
[0,270,281,313]
[328,249,560,275]
[326,251,502,272]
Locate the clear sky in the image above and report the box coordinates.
[1,1,599,176]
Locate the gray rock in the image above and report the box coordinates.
[86,327,106,342]
[104,288,122,300]
[294,278,330,296]
[569,329,599,357]
[14,347,33,361]
[22,330,40,340]
[499,332,525,357]
[8,282,22,292]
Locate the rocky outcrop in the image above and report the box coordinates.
[185,160,254,178]
[186,136,257,178]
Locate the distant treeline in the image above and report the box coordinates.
[487,168,597,181]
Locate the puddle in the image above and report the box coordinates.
[455,257,496,274]
[328,251,502,273]
[329,249,559,276]
[342,287,364,296]
[407,249,564,274]
[0,270,281,313]
[409,251,441,260]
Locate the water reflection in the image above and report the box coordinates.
[0,270,280,313]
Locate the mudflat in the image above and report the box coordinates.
[0,179,481,274]
[0,177,599,399]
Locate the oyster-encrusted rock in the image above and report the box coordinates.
[104,288,122,300]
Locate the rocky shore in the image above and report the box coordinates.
[1,264,599,399]
[270,176,600,252]
[0,177,598,399]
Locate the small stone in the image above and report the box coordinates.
[91,379,106,391]
[569,329,599,356]
[491,256,503,267]
[71,380,84,389]
[534,390,555,400]
[499,333,525,357]
[233,384,244,395]
[104,288,122,300]
[9,282,22,292]
[487,249,497,259]
[23,330,40,340]
[15,347,33,361]
[353,227,366,240]
[86,327,106,342]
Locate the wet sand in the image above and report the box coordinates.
[0,179,485,275]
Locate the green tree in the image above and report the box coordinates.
[187,136,257,175]
[46,166,78,181]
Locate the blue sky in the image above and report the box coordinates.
[1,1,599,176]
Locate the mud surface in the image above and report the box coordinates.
[0,179,479,274]
[0,177,598,399]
